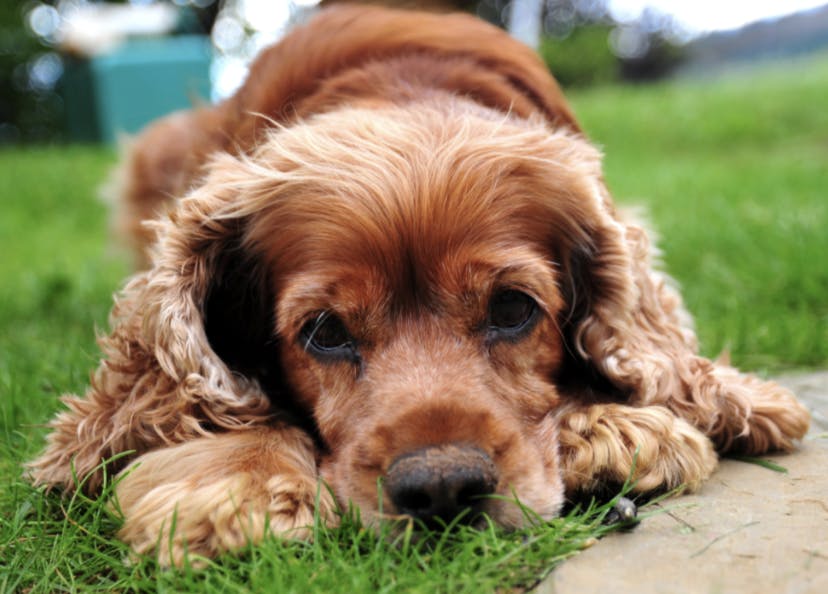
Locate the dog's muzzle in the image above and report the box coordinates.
[384,443,499,527]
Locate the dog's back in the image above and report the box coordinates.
[113,5,578,266]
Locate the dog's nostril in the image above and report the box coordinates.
[456,479,490,508]
[384,444,499,527]
[396,489,433,514]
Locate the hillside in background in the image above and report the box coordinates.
[685,3,828,71]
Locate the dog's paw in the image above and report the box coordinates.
[113,430,333,566]
[707,367,810,454]
[557,403,718,495]
[117,470,330,566]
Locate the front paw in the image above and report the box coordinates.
[116,470,331,566]
[558,403,718,495]
[112,430,334,565]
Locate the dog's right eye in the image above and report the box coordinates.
[487,289,538,341]
[299,313,358,362]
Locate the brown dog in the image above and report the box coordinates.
[29,5,809,565]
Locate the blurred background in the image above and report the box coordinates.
[2,0,828,144]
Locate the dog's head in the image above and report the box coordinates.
[141,98,638,528]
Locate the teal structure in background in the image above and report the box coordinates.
[62,35,212,143]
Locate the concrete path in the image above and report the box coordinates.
[542,371,828,594]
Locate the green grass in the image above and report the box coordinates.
[2,54,827,591]
[570,55,828,370]
[2,473,631,593]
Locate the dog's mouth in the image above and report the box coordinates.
[382,443,500,529]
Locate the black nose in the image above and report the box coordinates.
[384,444,499,527]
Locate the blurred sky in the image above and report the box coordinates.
[607,0,828,35]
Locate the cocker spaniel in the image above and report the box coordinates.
[29,5,810,565]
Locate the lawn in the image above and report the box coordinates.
[574,58,828,370]
[1,54,826,591]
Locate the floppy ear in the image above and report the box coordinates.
[27,154,281,493]
[552,177,688,394]
[553,164,808,453]
[549,172,650,398]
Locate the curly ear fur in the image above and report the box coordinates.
[27,160,282,493]
[557,183,810,456]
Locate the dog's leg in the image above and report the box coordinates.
[114,427,334,566]
[660,361,811,455]
[555,403,718,496]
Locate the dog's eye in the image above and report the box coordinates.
[300,313,358,362]
[488,290,537,338]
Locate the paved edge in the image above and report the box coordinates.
[540,372,828,594]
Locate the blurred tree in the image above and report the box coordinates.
[539,24,617,87]
[475,1,685,85]
[320,0,477,10]
[1,0,219,145]
[536,0,685,85]
[0,3,61,143]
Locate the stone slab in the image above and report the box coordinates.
[541,371,828,594]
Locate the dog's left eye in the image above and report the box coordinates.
[300,313,358,362]
[488,289,538,338]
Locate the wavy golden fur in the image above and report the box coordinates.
[28,5,809,565]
